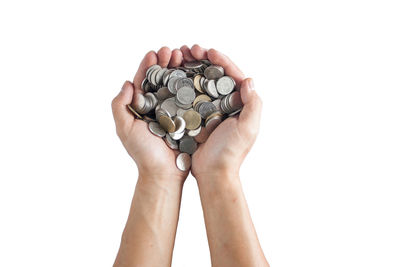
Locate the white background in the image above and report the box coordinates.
[0,0,399,266]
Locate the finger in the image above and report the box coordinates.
[157,46,172,68]
[207,48,245,87]
[191,44,208,60]
[112,81,135,131]
[168,49,183,68]
[133,51,158,93]
[238,78,262,137]
[180,45,196,62]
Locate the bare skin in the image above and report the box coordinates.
[112,45,268,267]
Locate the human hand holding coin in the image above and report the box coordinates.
[111,47,189,182]
[186,46,263,180]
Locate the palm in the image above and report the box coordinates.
[124,119,182,176]
[192,117,243,176]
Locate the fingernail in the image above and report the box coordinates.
[249,78,255,90]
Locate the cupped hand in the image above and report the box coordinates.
[112,47,188,181]
[183,45,263,179]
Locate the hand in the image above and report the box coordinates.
[112,47,188,182]
[183,45,263,180]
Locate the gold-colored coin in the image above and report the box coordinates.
[193,74,204,93]
[193,94,212,107]
[127,104,143,119]
[183,110,202,130]
[159,115,176,133]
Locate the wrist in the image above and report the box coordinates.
[138,169,185,188]
[195,169,240,190]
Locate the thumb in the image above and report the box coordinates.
[238,78,263,137]
[111,81,134,130]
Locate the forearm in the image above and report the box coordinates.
[197,172,268,267]
[114,173,184,267]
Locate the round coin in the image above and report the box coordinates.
[148,122,166,137]
[179,136,198,155]
[183,110,202,130]
[205,79,219,98]
[216,76,235,95]
[159,115,176,133]
[204,65,224,80]
[176,86,196,105]
[176,153,191,171]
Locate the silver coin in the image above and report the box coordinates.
[176,153,191,171]
[204,80,219,98]
[177,108,189,117]
[175,100,193,109]
[144,92,158,110]
[216,76,235,95]
[148,122,166,137]
[132,93,146,114]
[198,101,217,119]
[173,116,186,133]
[146,64,161,78]
[228,91,243,111]
[167,77,179,94]
[169,130,184,140]
[165,134,178,149]
[176,78,194,90]
[155,87,172,101]
[187,126,202,137]
[184,61,203,69]
[176,86,196,105]
[162,69,174,86]
[212,99,222,112]
[204,65,224,80]
[161,97,178,117]
[228,108,242,117]
[155,68,168,85]
[169,69,187,79]
[150,67,160,86]
[179,136,198,154]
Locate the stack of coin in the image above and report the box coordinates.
[128,61,243,171]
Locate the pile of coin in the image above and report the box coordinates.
[128,60,243,171]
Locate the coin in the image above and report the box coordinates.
[204,65,224,80]
[159,115,176,133]
[148,121,166,137]
[183,110,202,130]
[176,78,194,90]
[173,116,186,134]
[132,93,146,114]
[216,76,235,95]
[198,101,217,119]
[193,94,212,107]
[127,104,143,119]
[205,113,223,132]
[156,86,172,101]
[184,61,203,69]
[169,69,186,79]
[204,79,219,98]
[176,153,191,171]
[193,74,204,93]
[167,77,179,94]
[179,136,197,154]
[187,126,202,137]
[176,86,196,105]
[165,134,178,150]
[161,97,178,117]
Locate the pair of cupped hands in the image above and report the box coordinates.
[112,45,262,182]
